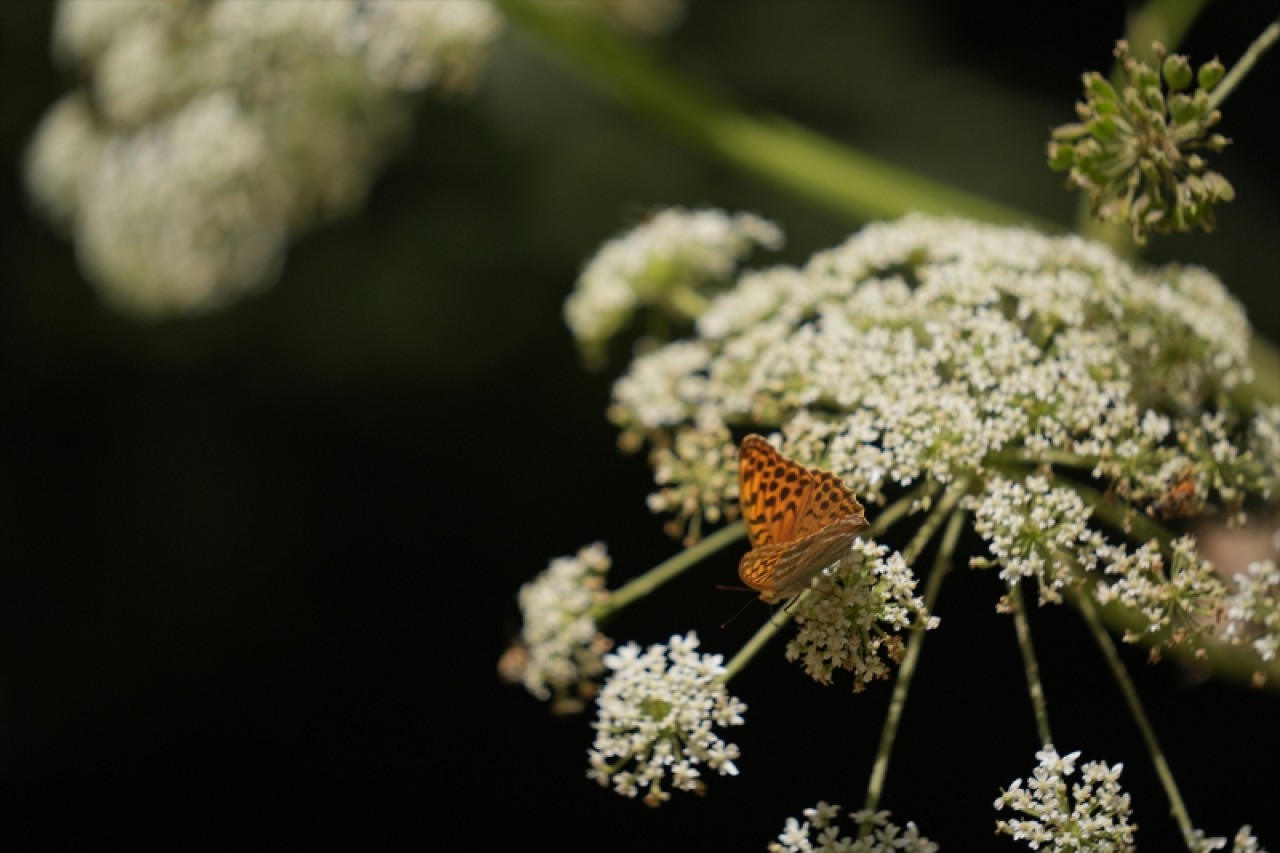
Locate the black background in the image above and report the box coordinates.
[2,1,1278,849]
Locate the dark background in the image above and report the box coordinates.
[2,1,1277,848]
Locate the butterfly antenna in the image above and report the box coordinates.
[718,591,759,630]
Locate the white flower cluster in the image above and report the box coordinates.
[1095,536,1227,648]
[971,475,1105,605]
[25,0,501,316]
[785,539,937,689]
[587,632,746,805]
[1221,560,1280,663]
[769,802,939,853]
[499,543,613,715]
[1190,826,1269,853]
[564,208,783,366]
[607,214,1270,531]
[994,747,1136,851]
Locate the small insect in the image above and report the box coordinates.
[737,435,869,604]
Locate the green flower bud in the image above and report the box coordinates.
[1162,54,1193,91]
[1198,58,1225,91]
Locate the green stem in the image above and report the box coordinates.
[597,521,746,616]
[496,0,1055,231]
[1007,581,1054,747]
[861,482,969,820]
[991,448,1101,470]
[1072,587,1199,849]
[1207,18,1280,111]
[721,589,810,682]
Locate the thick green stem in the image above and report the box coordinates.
[861,483,969,821]
[1072,588,1199,849]
[1007,581,1054,747]
[597,521,745,616]
[496,0,1053,231]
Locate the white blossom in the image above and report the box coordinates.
[1221,560,1280,664]
[26,0,501,316]
[995,746,1136,851]
[587,632,746,805]
[768,801,939,853]
[786,539,936,689]
[500,543,614,715]
[564,208,783,366]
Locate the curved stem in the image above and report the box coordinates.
[1072,587,1199,849]
[861,482,969,820]
[597,521,746,616]
[495,0,1054,231]
[868,479,940,539]
[1007,581,1054,747]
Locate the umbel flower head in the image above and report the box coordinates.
[498,543,614,715]
[587,632,746,806]
[605,213,1278,676]
[995,746,1137,851]
[1048,40,1233,244]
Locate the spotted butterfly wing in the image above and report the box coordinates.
[737,435,869,604]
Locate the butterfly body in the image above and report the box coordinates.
[737,435,869,604]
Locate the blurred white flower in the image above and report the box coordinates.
[26,0,502,317]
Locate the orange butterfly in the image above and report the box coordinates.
[737,435,869,604]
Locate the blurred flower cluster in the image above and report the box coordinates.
[25,0,501,316]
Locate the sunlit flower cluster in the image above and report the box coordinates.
[587,632,746,806]
[994,746,1136,851]
[600,215,1276,665]
[564,208,783,367]
[770,802,938,853]
[499,543,614,715]
[1095,536,1227,649]
[786,539,937,689]
[26,0,501,316]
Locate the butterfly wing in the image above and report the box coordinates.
[738,514,870,604]
[738,435,815,548]
[737,434,870,603]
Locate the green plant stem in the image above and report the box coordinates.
[991,448,1101,470]
[1072,587,1199,849]
[495,0,1054,231]
[861,482,969,821]
[598,521,745,616]
[1007,581,1054,747]
[1208,18,1280,111]
[721,588,808,682]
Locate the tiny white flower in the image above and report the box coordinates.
[586,632,746,803]
[996,746,1136,851]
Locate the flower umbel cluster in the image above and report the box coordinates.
[1221,560,1280,664]
[605,215,1274,667]
[587,632,745,806]
[971,475,1105,606]
[770,802,938,853]
[564,208,783,367]
[1048,40,1233,243]
[499,543,614,715]
[995,746,1137,851]
[25,0,500,315]
[786,539,937,690]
